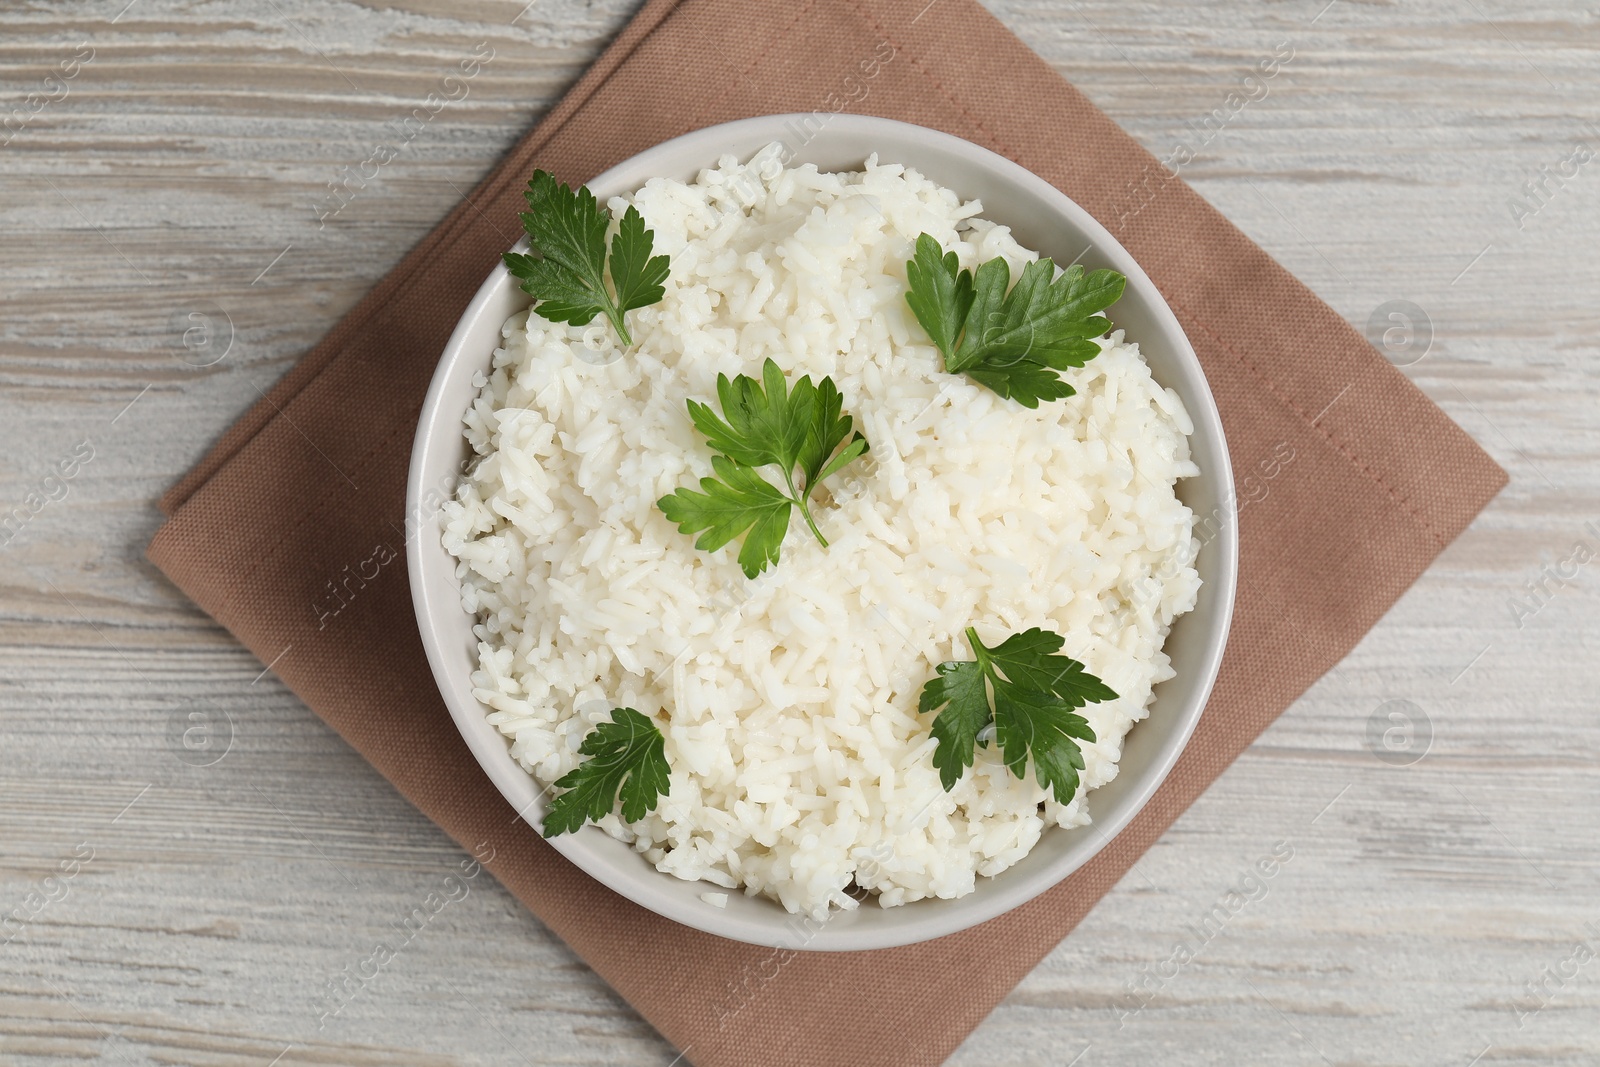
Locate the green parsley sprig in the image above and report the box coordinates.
[657,358,870,579]
[904,233,1126,408]
[541,707,671,837]
[503,170,670,347]
[918,626,1117,805]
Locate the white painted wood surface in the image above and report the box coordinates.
[2,1,1597,1063]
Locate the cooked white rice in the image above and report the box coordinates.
[441,144,1201,920]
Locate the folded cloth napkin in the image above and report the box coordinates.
[147,0,1507,1063]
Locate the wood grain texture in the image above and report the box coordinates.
[2,0,1597,1063]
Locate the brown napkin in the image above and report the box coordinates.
[148,0,1507,1063]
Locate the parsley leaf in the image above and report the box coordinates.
[502,170,670,347]
[542,707,671,837]
[658,358,869,578]
[607,202,671,318]
[904,233,1126,408]
[918,626,1117,805]
[904,235,974,359]
[657,454,794,579]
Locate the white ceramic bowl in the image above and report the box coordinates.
[408,114,1237,951]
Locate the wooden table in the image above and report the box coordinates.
[3,1,1596,1063]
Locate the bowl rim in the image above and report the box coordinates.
[407,113,1237,950]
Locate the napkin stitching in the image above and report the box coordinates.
[718,0,822,102]
[1172,300,1448,549]
[208,414,417,619]
[854,5,1006,149]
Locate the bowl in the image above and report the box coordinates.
[408,114,1237,951]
